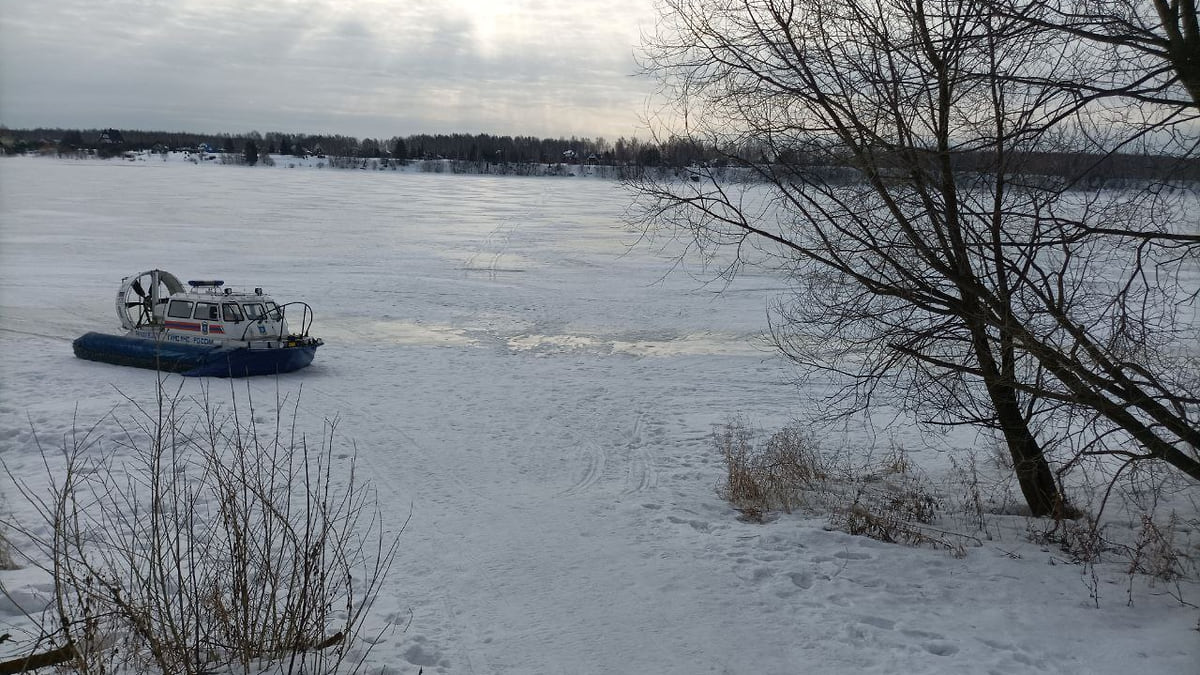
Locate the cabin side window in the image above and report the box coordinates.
[222,303,244,322]
[265,301,282,320]
[167,300,193,319]
[193,302,218,320]
[242,303,265,320]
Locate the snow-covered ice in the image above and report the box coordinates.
[0,157,1197,674]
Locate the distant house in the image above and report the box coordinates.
[97,129,125,145]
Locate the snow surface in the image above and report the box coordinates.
[0,156,1197,674]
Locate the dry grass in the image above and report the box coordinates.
[715,420,824,521]
[714,419,969,555]
[0,528,14,571]
[714,418,1199,600]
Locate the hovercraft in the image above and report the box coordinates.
[73,270,324,377]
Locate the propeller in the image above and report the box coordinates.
[117,270,185,331]
[123,273,158,326]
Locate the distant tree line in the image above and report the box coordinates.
[2,125,1198,183]
[0,126,706,167]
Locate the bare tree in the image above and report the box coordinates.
[984,0,1200,251]
[992,0,1200,107]
[633,0,1200,516]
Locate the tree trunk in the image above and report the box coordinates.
[987,379,1069,517]
[964,310,1069,518]
[1154,0,1200,106]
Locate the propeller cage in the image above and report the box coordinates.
[117,270,185,331]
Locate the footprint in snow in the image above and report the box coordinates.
[922,641,960,656]
[667,515,711,532]
[748,566,774,582]
[858,615,895,630]
[788,571,814,589]
[901,628,944,640]
[402,635,449,670]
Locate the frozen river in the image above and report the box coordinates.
[1,158,1195,674]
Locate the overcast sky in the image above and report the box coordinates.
[1,0,661,141]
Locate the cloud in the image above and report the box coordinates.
[0,0,658,139]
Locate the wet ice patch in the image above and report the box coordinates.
[507,331,762,356]
[508,333,608,354]
[612,332,762,357]
[329,320,476,346]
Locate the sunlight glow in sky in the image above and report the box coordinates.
[0,0,660,140]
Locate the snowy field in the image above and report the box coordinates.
[0,157,1197,674]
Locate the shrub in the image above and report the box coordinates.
[1,382,400,674]
[1128,513,1189,583]
[826,447,963,555]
